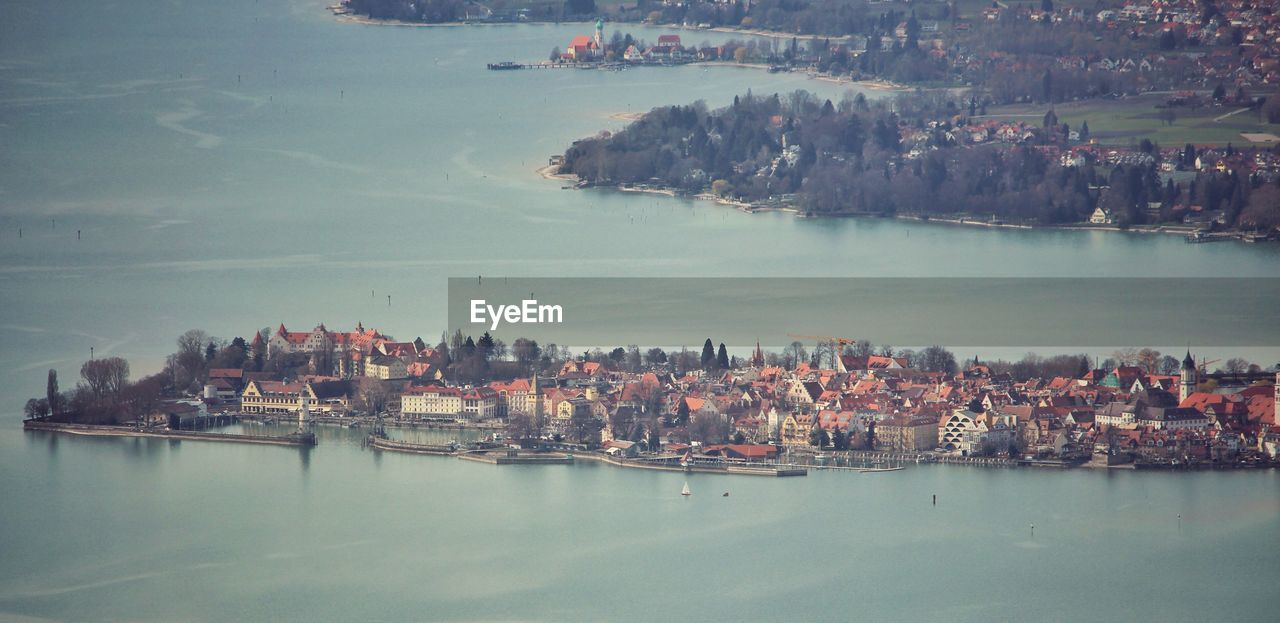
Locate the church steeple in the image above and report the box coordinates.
[1179,350,1197,403]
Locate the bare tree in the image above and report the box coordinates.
[354,377,393,416]
[80,357,130,401]
[1223,358,1250,375]
[175,329,210,389]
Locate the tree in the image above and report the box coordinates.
[733,431,747,445]
[25,398,50,420]
[716,343,730,369]
[831,428,848,451]
[80,357,129,401]
[701,338,716,369]
[676,397,690,424]
[549,46,561,62]
[1079,121,1090,142]
[478,332,496,359]
[354,377,393,416]
[689,411,728,443]
[788,341,807,368]
[1212,82,1227,101]
[918,345,957,374]
[174,329,210,386]
[512,338,541,372]
[1223,358,1250,374]
[644,347,667,366]
[205,341,217,363]
[568,408,600,445]
[507,412,535,442]
[46,369,61,417]
[809,423,826,448]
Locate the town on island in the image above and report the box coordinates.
[22,322,1280,473]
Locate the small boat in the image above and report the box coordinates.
[681,481,691,496]
[722,491,729,497]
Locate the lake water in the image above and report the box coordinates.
[1,1,1279,620]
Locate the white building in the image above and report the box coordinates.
[401,386,463,420]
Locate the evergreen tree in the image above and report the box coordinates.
[478,332,496,358]
[701,338,716,368]
[46,369,60,417]
[716,343,730,369]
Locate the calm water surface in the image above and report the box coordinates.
[1,1,1278,620]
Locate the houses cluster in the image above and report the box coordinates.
[558,20,690,64]
[931,1,1280,92]
[209,326,1280,465]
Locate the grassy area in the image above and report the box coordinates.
[985,94,1280,147]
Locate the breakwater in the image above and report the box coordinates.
[23,420,316,447]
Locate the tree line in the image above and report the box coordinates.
[559,89,1280,229]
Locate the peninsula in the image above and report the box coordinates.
[553,89,1280,237]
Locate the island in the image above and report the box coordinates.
[22,323,1280,470]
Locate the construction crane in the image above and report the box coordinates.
[1197,358,1220,375]
[786,333,858,347]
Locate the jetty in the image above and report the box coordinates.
[487,62,583,70]
[459,449,575,465]
[366,434,457,455]
[23,420,316,447]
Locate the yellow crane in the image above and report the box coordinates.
[785,333,858,347]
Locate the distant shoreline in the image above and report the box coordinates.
[325,8,908,91]
[536,163,1261,240]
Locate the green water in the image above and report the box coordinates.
[2,1,1279,620]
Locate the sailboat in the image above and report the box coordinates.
[681,481,691,496]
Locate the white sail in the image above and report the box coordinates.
[681,481,691,496]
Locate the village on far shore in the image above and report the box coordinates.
[22,322,1280,472]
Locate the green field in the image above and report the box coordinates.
[985,95,1280,147]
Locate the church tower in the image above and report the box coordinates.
[594,18,604,53]
[1179,350,1197,403]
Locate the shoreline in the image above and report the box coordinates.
[327,8,910,91]
[540,167,1265,241]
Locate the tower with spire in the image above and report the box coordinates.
[751,340,765,367]
[1179,350,1197,403]
[594,17,604,51]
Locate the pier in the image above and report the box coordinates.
[23,420,316,447]
[459,449,575,465]
[366,435,457,455]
